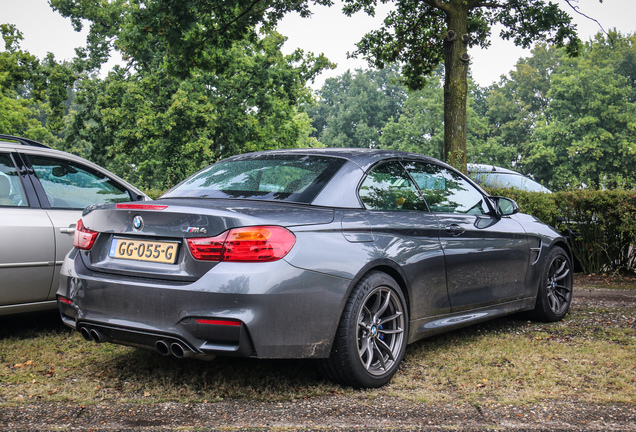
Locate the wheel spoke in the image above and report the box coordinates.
[378,327,403,335]
[364,347,373,370]
[375,290,392,318]
[554,288,569,301]
[379,311,402,326]
[359,336,371,361]
[369,292,382,314]
[362,304,371,321]
[375,337,395,362]
[373,342,388,370]
[553,261,570,281]
[547,282,570,313]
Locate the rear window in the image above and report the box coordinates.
[163,154,347,203]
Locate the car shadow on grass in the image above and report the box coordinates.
[0,310,69,341]
[77,343,339,402]
[70,314,536,402]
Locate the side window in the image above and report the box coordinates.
[404,161,490,215]
[0,154,28,207]
[359,161,427,211]
[27,155,131,209]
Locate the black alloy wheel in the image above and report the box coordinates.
[530,246,573,322]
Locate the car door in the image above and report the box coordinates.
[403,161,530,312]
[0,152,56,307]
[22,154,137,294]
[357,160,450,322]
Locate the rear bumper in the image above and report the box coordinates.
[60,317,253,359]
[57,249,351,359]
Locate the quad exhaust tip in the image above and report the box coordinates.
[90,328,107,343]
[80,327,196,359]
[155,339,171,356]
[80,327,91,341]
[155,339,194,358]
[79,326,111,343]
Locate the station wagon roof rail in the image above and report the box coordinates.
[0,134,50,149]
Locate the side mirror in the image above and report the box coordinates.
[491,196,519,216]
[131,192,148,201]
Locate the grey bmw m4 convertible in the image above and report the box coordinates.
[58,148,573,388]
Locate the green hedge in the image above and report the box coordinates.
[486,188,636,275]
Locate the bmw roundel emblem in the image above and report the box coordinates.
[132,215,144,230]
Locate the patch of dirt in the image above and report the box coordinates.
[574,287,636,308]
[1,282,635,432]
[1,398,635,431]
[574,272,636,290]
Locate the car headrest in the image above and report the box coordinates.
[0,176,10,196]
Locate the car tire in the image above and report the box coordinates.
[321,271,408,388]
[529,246,573,322]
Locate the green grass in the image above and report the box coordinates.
[1,300,634,407]
[391,311,635,405]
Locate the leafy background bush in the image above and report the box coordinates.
[486,188,636,275]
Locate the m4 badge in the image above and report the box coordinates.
[186,227,207,234]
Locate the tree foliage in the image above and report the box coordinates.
[42,0,334,189]
[308,66,486,160]
[342,0,582,171]
[307,65,406,148]
[49,0,586,172]
[379,72,445,158]
[4,2,635,196]
[0,24,75,141]
[381,69,489,159]
[50,0,333,76]
[65,31,326,189]
[480,31,636,190]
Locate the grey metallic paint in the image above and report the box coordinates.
[57,149,570,361]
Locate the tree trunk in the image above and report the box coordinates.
[443,1,469,173]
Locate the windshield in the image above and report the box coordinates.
[162,154,347,203]
[471,172,551,193]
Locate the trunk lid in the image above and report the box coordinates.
[79,198,334,281]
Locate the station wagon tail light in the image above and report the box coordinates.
[187,226,296,262]
[74,219,99,250]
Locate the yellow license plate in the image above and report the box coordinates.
[109,238,179,264]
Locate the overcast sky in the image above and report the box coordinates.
[2,0,635,88]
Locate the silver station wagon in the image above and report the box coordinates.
[0,135,147,316]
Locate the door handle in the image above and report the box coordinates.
[445,224,465,236]
[60,225,76,235]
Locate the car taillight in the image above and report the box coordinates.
[187,232,229,261]
[187,226,296,262]
[74,219,99,250]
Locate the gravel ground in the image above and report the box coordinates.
[2,397,635,431]
[1,284,635,431]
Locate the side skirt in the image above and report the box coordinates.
[407,297,536,343]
